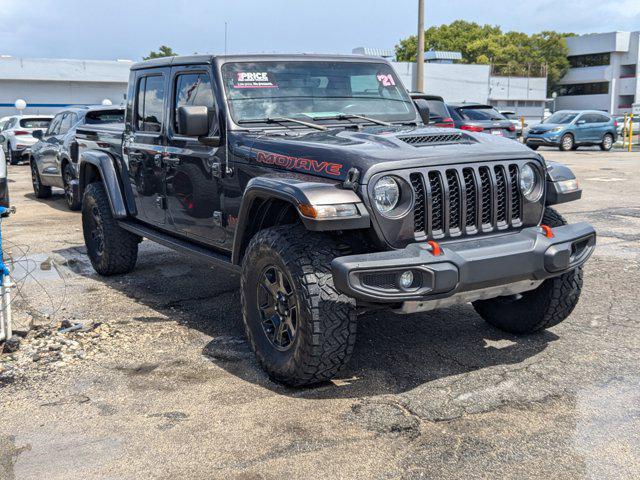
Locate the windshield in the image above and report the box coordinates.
[20,118,51,129]
[544,112,578,124]
[221,61,415,125]
[458,107,505,121]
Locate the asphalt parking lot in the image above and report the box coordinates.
[1,149,639,479]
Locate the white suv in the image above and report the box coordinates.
[1,115,53,165]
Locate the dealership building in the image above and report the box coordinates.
[353,48,548,121]
[0,56,130,118]
[555,31,639,115]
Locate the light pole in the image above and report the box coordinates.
[416,0,425,92]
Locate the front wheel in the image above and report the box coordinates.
[241,226,357,386]
[82,182,139,275]
[31,162,52,198]
[63,163,82,211]
[600,133,614,151]
[559,134,574,151]
[472,207,583,334]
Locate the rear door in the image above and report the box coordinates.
[165,66,225,244]
[125,70,169,227]
[573,114,592,142]
[39,113,65,180]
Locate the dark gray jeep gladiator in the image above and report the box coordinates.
[76,54,595,386]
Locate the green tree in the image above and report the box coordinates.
[143,45,178,60]
[395,21,573,94]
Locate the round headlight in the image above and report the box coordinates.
[373,176,400,214]
[520,163,541,201]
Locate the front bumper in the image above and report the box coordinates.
[332,223,596,309]
[525,134,561,146]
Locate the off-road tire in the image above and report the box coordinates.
[472,207,583,334]
[559,134,574,151]
[600,133,614,151]
[526,143,539,150]
[241,225,357,386]
[82,182,139,276]
[63,163,81,211]
[31,161,52,198]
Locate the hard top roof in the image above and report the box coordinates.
[131,53,391,71]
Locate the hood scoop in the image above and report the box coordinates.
[397,132,476,147]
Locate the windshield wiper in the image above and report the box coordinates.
[310,113,391,127]
[238,116,327,131]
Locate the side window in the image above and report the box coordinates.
[136,75,166,133]
[174,72,215,134]
[59,113,74,134]
[597,115,610,123]
[47,114,64,135]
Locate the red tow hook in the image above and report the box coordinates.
[540,224,554,239]
[427,240,443,256]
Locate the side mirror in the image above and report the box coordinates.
[177,105,209,136]
[413,99,431,125]
[32,129,44,140]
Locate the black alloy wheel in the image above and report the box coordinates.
[257,265,299,351]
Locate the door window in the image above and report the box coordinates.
[173,72,215,134]
[59,113,74,134]
[46,114,64,135]
[135,75,166,133]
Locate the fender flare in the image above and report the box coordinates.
[79,150,128,218]
[231,177,369,265]
[545,161,582,206]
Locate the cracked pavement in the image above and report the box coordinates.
[1,149,639,479]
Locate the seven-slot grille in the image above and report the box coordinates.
[410,162,523,240]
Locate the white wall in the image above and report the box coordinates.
[489,76,547,101]
[0,80,127,117]
[555,94,611,112]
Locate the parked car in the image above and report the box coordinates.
[0,115,53,165]
[447,103,517,139]
[0,147,7,211]
[499,110,527,137]
[615,115,640,138]
[525,110,617,151]
[30,106,124,210]
[409,93,454,127]
[75,54,594,386]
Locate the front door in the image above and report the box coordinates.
[125,71,169,227]
[39,113,66,181]
[164,66,225,244]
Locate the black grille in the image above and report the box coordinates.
[463,168,477,228]
[479,166,492,225]
[428,172,444,233]
[398,133,474,146]
[410,174,426,234]
[446,170,461,231]
[361,272,397,290]
[509,165,521,222]
[495,166,507,224]
[410,162,525,239]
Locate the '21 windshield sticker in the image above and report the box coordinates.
[234,72,278,89]
[377,74,397,87]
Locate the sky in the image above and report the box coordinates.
[0,0,639,61]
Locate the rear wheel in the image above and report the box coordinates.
[63,163,81,211]
[241,226,357,386]
[82,182,139,275]
[31,161,52,198]
[8,149,20,165]
[600,133,614,151]
[472,207,583,334]
[559,134,574,151]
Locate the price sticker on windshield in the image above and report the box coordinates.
[234,72,278,89]
[377,74,397,87]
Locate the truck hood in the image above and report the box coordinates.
[235,125,539,184]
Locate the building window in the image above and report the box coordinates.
[558,82,609,96]
[568,53,611,68]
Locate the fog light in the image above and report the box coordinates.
[399,270,414,289]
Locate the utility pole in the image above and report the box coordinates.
[416,0,425,92]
